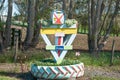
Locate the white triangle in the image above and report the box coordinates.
[41,34,76,63]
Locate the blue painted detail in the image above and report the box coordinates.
[55,46,64,50]
[37,73,42,78]
[39,67,44,74]
[49,73,55,79]
[55,37,58,45]
[43,73,48,79]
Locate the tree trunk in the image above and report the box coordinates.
[31,0,40,47]
[62,0,67,13]
[88,0,94,53]
[62,0,70,18]
[31,23,40,47]
[68,0,75,19]
[0,32,3,53]
[88,0,103,55]
[4,0,13,48]
[88,0,120,55]
[0,17,4,53]
[24,0,35,49]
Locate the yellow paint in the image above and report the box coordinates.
[40,28,77,34]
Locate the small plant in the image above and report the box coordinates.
[32,58,81,66]
[40,19,77,28]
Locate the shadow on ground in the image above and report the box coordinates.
[0,71,86,80]
[0,71,36,80]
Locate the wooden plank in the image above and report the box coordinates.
[11,25,22,30]
[40,28,77,34]
[46,45,72,50]
[46,46,55,50]
[64,46,73,50]
[55,32,65,37]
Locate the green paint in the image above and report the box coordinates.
[64,46,72,50]
[46,46,55,50]
[57,58,63,64]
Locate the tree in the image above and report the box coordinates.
[32,0,53,46]
[4,0,13,48]
[0,19,4,53]
[23,0,35,49]
[88,0,120,55]
[0,0,5,53]
[31,0,40,47]
[97,0,120,53]
[62,0,75,19]
[14,0,54,49]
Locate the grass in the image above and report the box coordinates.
[0,50,120,80]
[66,51,120,67]
[77,26,120,37]
[0,50,120,67]
[78,26,88,34]
[0,76,18,80]
[0,49,52,63]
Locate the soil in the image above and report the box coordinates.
[84,66,120,80]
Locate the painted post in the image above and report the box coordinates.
[110,39,115,66]
[40,10,77,64]
[55,32,65,56]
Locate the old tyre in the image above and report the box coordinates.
[31,63,84,79]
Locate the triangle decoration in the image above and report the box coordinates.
[41,34,76,64]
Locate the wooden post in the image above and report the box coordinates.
[11,28,15,47]
[14,29,19,63]
[110,39,115,66]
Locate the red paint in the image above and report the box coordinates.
[49,67,56,74]
[58,37,61,56]
[58,50,61,56]
[70,72,75,78]
[55,73,60,79]
[71,66,77,73]
[54,14,63,24]
[58,37,61,45]
[65,67,71,73]
[57,67,65,74]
